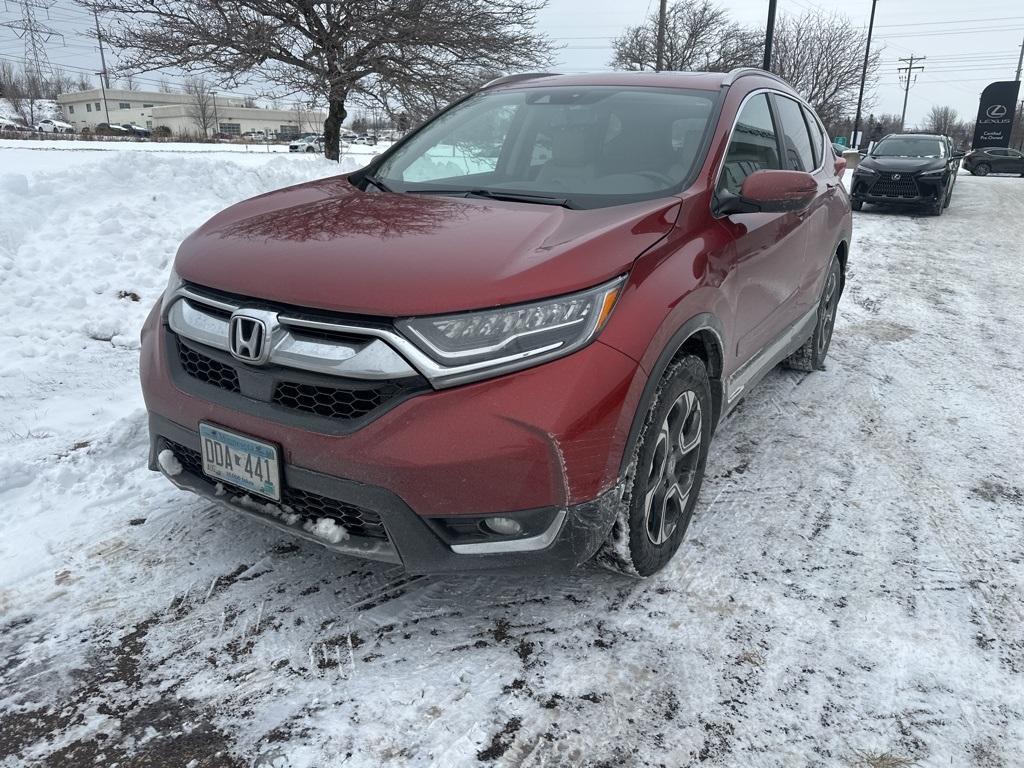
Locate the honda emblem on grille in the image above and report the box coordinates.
[229,310,271,364]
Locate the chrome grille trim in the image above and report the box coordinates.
[167,294,418,381]
[165,284,573,389]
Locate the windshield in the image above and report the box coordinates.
[872,137,943,158]
[373,86,716,208]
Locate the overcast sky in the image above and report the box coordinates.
[2,0,1022,128]
[538,0,1024,126]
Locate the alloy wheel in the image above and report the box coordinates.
[643,390,703,545]
[816,269,839,356]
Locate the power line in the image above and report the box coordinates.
[0,0,63,80]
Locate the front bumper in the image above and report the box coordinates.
[140,298,646,570]
[149,413,621,573]
[851,171,947,206]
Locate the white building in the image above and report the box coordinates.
[56,88,326,137]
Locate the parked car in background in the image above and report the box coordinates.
[963,147,1024,176]
[211,131,235,141]
[142,68,851,577]
[0,116,28,133]
[242,130,269,141]
[355,134,378,145]
[850,133,961,215]
[93,123,131,137]
[342,131,359,141]
[288,135,323,153]
[121,123,151,138]
[35,118,74,134]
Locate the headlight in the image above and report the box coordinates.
[854,165,877,175]
[918,168,945,177]
[398,276,625,381]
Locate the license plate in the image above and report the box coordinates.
[199,423,281,501]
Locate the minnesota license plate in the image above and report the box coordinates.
[199,423,281,501]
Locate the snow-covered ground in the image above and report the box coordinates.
[1,147,1023,767]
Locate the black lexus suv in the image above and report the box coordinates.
[851,133,963,215]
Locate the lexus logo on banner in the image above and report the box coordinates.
[972,80,1021,149]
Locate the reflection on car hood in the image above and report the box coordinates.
[174,175,681,316]
[859,156,946,173]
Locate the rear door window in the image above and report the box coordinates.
[718,93,780,196]
[774,96,816,172]
[800,105,824,168]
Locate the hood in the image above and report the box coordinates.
[174,176,681,317]
[858,155,946,174]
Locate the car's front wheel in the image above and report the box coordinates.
[597,355,712,577]
[973,162,990,176]
[851,199,863,211]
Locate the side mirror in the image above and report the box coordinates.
[952,150,965,159]
[718,170,818,215]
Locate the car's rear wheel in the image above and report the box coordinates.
[973,163,990,176]
[596,355,711,577]
[784,255,841,372]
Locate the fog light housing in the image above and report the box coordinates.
[483,517,522,536]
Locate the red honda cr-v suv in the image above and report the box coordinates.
[141,68,851,576]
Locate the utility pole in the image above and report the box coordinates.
[1016,36,1023,82]
[655,0,668,72]
[93,10,110,89]
[95,71,110,124]
[898,55,925,131]
[211,91,219,136]
[763,0,778,70]
[852,0,879,150]
[1018,100,1024,151]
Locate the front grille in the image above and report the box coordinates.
[871,172,919,198]
[273,381,407,420]
[164,440,389,540]
[178,342,240,393]
[173,337,421,424]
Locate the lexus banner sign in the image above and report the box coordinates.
[971,80,1021,149]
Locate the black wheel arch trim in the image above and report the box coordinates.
[617,312,725,478]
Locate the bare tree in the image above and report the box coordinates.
[768,11,881,129]
[184,76,216,137]
[75,72,93,91]
[82,0,553,160]
[157,75,174,93]
[923,105,959,136]
[0,62,43,125]
[611,0,759,72]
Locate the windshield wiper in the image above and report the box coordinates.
[362,173,394,194]
[406,188,573,208]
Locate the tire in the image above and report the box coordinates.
[783,255,842,372]
[596,356,712,577]
[930,198,944,216]
[305,147,315,153]
[973,163,990,176]
[851,199,863,212]
[943,186,952,209]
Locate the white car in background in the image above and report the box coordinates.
[36,118,74,134]
[288,135,323,153]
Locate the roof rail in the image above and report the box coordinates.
[482,72,559,89]
[722,67,793,89]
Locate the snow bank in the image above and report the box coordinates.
[0,148,360,583]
